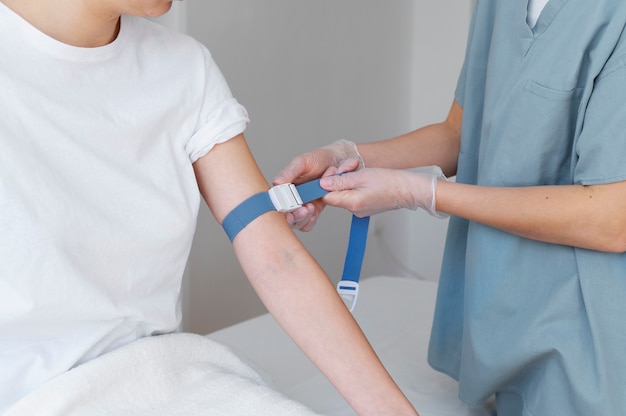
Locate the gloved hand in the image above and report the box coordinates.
[273,140,365,231]
[319,166,448,218]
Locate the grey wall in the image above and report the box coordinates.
[171,1,471,334]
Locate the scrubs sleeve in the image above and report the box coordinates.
[185,46,250,163]
[575,52,626,185]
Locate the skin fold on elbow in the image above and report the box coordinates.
[582,183,626,253]
[599,229,626,253]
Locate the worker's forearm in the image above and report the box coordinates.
[357,122,459,176]
[436,180,626,253]
[357,101,462,177]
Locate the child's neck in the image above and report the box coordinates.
[1,0,120,47]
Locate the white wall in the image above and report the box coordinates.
[378,2,471,282]
[173,1,471,334]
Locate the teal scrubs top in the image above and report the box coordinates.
[428,1,626,415]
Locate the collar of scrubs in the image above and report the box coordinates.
[221,180,369,312]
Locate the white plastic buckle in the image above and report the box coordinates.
[268,183,303,213]
[336,280,359,312]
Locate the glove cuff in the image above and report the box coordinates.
[409,166,449,219]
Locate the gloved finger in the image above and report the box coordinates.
[273,151,330,186]
[289,204,314,227]
[286,202,324,232]
[319,169,396,217]
[293,211,319,232]
[321,157,360,179]
[322,165,339,177]
[318,172,363,212]
[273,154,309,185]
[322,187,371,217]
[334,157,361,174]
[319,170,365,192]
[284,211,297,227]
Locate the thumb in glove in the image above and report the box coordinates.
[320,166,448,218]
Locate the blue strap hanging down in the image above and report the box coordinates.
[221,178,369,311]
[336,215,369,311]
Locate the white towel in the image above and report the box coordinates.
[5,333,321,416]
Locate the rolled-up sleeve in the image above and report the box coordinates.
[185,47,249,163]
[575,53,626,185]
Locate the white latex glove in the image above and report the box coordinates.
[319,166,448,218]
[273,140,365,231]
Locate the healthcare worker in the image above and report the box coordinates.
[275,0,626,414]
[0,1,420,414]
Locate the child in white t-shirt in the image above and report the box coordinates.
[0,1,419,415]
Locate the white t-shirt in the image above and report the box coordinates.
[527,0,550,28]
[0,4,249,411]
